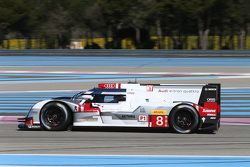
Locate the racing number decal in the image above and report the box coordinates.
[138,115,147,122]
[149,115,168,128]
[156,116,164,126]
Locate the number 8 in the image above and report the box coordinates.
[156,116,164,126]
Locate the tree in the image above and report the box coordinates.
[96,0,136,48]
[69,0,97,45]
[146,0,175,49]
[173,0,217,50]
[224,0,250,49]
[36,0,72,48]
[1,0,250,50]
[0,0,31,47]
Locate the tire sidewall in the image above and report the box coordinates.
[40,102,71,131]
[169,104,199,134]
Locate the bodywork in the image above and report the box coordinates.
[18,83,220,131]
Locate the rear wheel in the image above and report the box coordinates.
[169,104,199,134]
[40,102,72,131]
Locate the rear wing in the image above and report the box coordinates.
[198,83,221,117]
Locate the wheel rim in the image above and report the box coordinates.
[44,107,65,127]
[174,109,194,131]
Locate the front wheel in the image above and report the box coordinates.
[169,104,199,134]
[40,102,72,131]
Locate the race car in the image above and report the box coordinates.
[18,82,221,134]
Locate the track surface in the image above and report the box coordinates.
[0,124,250,155]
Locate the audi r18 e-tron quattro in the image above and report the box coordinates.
[18,82,221,133]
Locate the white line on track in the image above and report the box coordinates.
[218,76,250,79]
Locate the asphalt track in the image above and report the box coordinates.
[1,124,250,156]
[0,52,250,166]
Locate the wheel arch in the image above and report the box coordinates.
[169,102,199,117]
[40,100,73,113]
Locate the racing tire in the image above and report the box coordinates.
[40,102,72,131]
[169,104,199,134]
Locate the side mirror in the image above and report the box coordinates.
[81,95,94,100]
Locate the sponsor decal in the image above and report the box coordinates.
[138,115,147,122]
[114,114,136,120]
[194,102,218,117]
[77,118,98,122]
[158,89,168,93]
[146,85,154,92]
[151,110,167,115]
[205,88,216,91]
[121,115,135,119]
[207,98,216,102]
[158,89,199,93]
[183,90,199,93]
[207,114,216,116]
[202,109,216,113]
[98,83,121,89]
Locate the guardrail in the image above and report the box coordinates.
[0,89,249,117]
